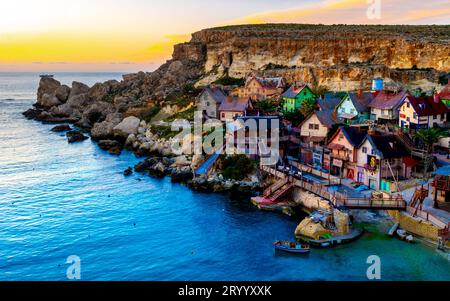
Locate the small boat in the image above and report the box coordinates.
[39,74,54,78]
[396,229,414,243]
[274,241,310,254]
[396,229,407,239]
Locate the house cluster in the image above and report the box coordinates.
[196,74,450,193]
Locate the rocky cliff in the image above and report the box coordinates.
[190,24,450,90]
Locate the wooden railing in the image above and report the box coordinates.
[261,165,406,210]
[406,206,449,229]
[289,160,341,185]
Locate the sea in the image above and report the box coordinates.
[0,72,449,281]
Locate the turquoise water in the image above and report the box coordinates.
[0,73,449,281]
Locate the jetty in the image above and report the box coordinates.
[258,165,407,210]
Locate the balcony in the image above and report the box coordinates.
[331,152,350,161]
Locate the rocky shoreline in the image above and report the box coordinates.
[24,77,262,196]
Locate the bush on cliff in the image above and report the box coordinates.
[213,75,245,87]
[219,155,256,181]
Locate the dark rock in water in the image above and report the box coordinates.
[23,108,43,119]
[108,146,122,156]
[124,167,133,176]
[51,124,71,132]
[66,130,89,143]
[170,168,193,183]
[98,140,122,151]
[23,108,78,124]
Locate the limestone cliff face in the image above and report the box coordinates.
[174,24,450,90]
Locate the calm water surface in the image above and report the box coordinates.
[0,72,449,281]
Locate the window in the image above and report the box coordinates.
[413,113,417,119]
[314,124,319,130]
[362,147,368,154]
[407,102,410,108]
[309,124,314,130]
[441,114,445,120]
[372,150,376,155]
[221,113,225,119]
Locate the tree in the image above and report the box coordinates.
[413,127,449,152]
[299,98,317,118]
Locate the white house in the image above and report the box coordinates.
[399,95,450,130]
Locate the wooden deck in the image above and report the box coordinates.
[261,165,407,210]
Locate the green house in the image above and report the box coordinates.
[282,84,316,113]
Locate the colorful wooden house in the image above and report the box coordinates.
[433,166,450,212]
[197,86,227,119]
[218,96,253,122]
[368,89,409,122]
[298,110,336,144]
[336,91,374,124]
[327,127,366,180]
[232,76,285,101]
[399,95,450,130]
[282,84,316,113]
[355,134,410,191]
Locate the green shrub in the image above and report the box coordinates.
[219,155,256,181]
[213,75,245,86]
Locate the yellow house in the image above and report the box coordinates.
[232,76,285,101]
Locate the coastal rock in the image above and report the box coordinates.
[83,102,114,125]
[113,116,141,138]
[39,93,62,108]
[124,167,133,176]
[108,146,122,156]
[191,154,204,169]
[69,81,90,99]
[98,140,122,151]
[55,85,71,103]
[37,78,61,107]
[170,167,193,182]
[66,130,89,143]
[90,113,123,141]
[172,155,191,167]
[51,124,71,132]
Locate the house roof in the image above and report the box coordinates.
[438,84,450,100]
[219,97,251,112]
[281,84,308,98]
[347,91,375,113]
[368,89,408,110]
[315,110,336,129]
[247,76,285,89]
[235,116,283,131]
[329,126,366,148]
[406,95,450,116]
[365,135,410,159]
[317,92,342,111]
[202,87,227,104]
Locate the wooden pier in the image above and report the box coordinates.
[260,165,407,210]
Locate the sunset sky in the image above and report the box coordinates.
[0,0,449,72]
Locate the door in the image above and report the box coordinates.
[369,179,377,190]
[357,172,365,184]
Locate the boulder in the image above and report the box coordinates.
[98,140,122,151]
[51,124,71,132]
[39,93,62,108]
[191,154,204,169]
[69,81,90,98]
[37,77,61,106]
[172,155,190,167]
[55,85,71,103]
[66,130,88,143]
[113,116,141,138]
[90,113,122,141]
[108,146,122,156]
[124,167,133,177]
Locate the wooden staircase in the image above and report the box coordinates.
[268,183,293,202]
